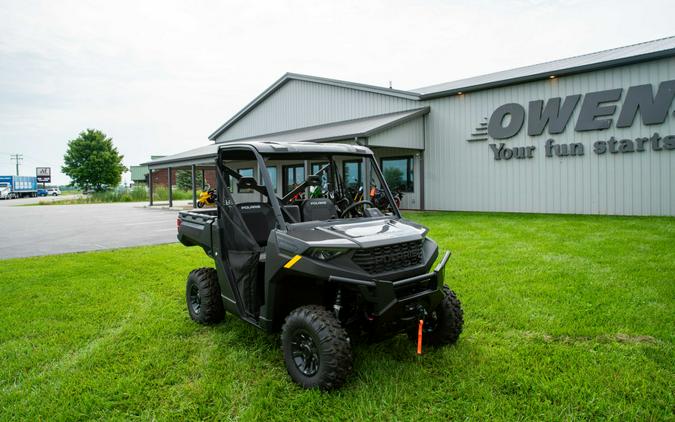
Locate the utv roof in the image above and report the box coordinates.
[221,140,374,155]
[143,140,374,168]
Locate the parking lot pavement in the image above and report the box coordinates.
[0,201,180,259]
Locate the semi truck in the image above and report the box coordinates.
[0,176,38,199]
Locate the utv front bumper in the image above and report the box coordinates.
[328,251,451,326]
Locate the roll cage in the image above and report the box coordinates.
[215,142,402,230]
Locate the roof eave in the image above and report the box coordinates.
[143,154,216,169]
[418,48,675,99]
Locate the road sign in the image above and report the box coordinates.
[36,167,51,183]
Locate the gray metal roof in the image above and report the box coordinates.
[413,36,675,98]
[146,107,428,168]
[142,143,219,168]
[220,107,428,144]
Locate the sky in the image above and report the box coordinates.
[1,0,673,185]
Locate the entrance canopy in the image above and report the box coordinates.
[142,107,429,170]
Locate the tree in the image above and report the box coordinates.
[176,169,204,191]
[62,129,127,192]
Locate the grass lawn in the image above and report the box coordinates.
[0,212,673,420]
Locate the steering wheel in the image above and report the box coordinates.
[339,200,374,218]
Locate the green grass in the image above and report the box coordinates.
[31,186,196,206]
[0,212,673,420]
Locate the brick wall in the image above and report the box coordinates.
[149,168,216,190]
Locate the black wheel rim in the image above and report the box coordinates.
[189,284,201,315]
[291,330,320,376]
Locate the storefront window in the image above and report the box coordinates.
[310,162,328,175]
[262,166,277,193]
[381,157,413,192]
[342,160,362,190]
[283,164,305,195]
[237,168,254,193]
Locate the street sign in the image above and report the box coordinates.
[36,167,51,183]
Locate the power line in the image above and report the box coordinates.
[10,154,23,176]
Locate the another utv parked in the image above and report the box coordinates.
[177,141,463,390]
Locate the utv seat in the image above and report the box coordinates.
[283,205,301,223]
[301,198,338,221]
[236,202,276,247]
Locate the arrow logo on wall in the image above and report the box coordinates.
[466,117,489,142]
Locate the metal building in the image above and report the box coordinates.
[146,37,675,215]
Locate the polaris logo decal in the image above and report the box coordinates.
[373,250,422,265]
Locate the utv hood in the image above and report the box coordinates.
[287,218,428,249]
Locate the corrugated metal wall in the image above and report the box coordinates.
[423,57,675,215]
[217,80,419,142]
[368,118,424,150]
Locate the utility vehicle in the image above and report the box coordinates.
[177,141,463,390]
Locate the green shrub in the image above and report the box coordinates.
[151,187,194,201]
[33,185,197,205]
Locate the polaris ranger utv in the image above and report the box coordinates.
[177,141,463,390]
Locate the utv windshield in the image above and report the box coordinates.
[220,151,400,226]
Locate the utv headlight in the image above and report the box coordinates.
[305,248,349,261]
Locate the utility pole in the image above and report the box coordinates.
[10,154,23,176]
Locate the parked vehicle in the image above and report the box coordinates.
[37,188,48,196]
[176,141,463,390]
[196,189,216,208]
[370,186,404,211]
[0,183,11,200]
[46,187,61,196]
[0,176,37,199]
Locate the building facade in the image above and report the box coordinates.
[147,37,675,215]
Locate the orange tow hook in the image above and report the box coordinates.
[417,319,424,355]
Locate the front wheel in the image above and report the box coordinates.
[281,305,353,390]
[196,201,204,208]
[409,286,464,346]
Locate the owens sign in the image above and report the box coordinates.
[467,80,675,160]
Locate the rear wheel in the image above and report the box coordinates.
[186,267,224,324]
[409,286,463,346]
[281,305,352,390]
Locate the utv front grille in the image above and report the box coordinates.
[352,240,423,274]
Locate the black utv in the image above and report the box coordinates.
[177,141,463,390]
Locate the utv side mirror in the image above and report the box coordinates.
[306,175,321,187]
[237,177,258,190]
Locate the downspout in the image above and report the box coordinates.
[420,114,426,211]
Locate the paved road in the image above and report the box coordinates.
[0,199,181,259]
